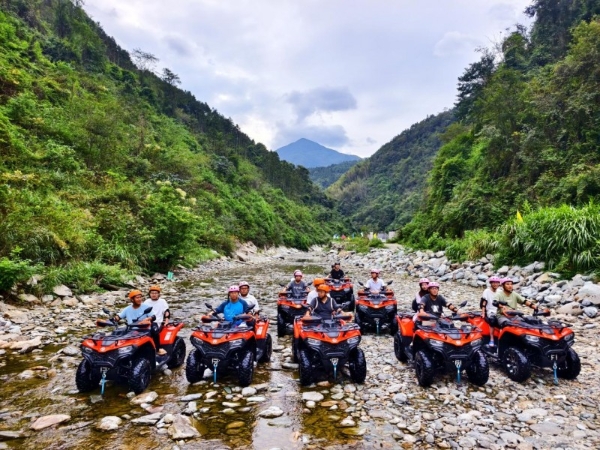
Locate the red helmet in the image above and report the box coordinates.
[419,278,430,284]
[238,281,250,288]
[293,270,303,277]
[428,282,440,289]
[228,285,240,293]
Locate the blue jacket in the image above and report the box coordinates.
[214,298,251,322]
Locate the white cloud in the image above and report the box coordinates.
[434,31,483,57]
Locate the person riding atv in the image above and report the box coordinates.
[494,278,538,325]
[304,284,342,319]
[287,270,310,298]
[329,262,345,280]
[212,285,252,324]
[417,282,458,317]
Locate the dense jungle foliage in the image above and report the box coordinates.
[400,0,600,274]
[308,160,359,189]
[0,0,344,294]
[327,111,455,231]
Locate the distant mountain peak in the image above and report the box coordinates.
[276,139,361,168]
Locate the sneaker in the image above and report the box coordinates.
[157,348,167,356]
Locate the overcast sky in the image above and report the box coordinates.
[84,0,532,158]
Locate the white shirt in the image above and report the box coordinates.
[143,298,169,326]
[482,288,498,317]
[307,290,319,303]
[366,278,384,292]
[240,294,259,312]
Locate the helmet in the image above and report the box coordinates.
[313,278,326,287]
[128,290,143,299]
[293,270,303,277]
[370,268,380,274]
[489,276,502,283]
[317,284,330,292]
[501,277,513,285]
[148,285,161,293]
[238,281,250,288]
[427,282,440,289]
[228,285,240,293]
[333,261,341,266]
[419,278,430,284]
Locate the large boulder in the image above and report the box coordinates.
[53,285,72,297]
[556,302,583,316]
[30,414,71,430]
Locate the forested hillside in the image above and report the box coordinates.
[308,161,359,189]
[327,111,455,231]
[0,0,343,294]
[401,0,600,274]
[276,138,361,168]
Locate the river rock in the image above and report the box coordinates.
[62,297,79,307]
[61,345,80,356]
[530,422,562,435]
[302,392,324,402]
[96,416,122,431]
[10,336,42,353]
[583,306,598,318]
[340,417,356,427]
[556,302,583,315]
[30,414,71,430]
[167,414,200,440]
[18,294,39,305]
[53,285,73,297]
[180,393,202,402]
[130,391,158,405]
[258,406,284,418]
[241,387,257,397]
[578,283,600,298]
[131,413,163,425]
[0,430,22,440]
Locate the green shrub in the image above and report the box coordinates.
[40,261,132,294]
[0,256,42,292]
[445,229,502,262]
[369,238,385,248]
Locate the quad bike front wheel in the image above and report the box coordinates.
[557,348,581,380]
[167,337,186,369]
[415,350,435,387]
[466,349,489,386]
[298,349,314,386]
[348,348,367,383]
[185,349,206,384]
[393,333,408,363]
[75,359,101,393]
[238,349,254,387]
[258,334,273,363]
[277,314,286,337]
[389,313,398,336]
[503,347,531,382]
[129,357,151,394]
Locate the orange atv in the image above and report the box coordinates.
[292,313,366,385]
[77,307,186,394]
[466,299,580,384]
[394,301,489,387]
[355,280,397,335]
[325,277,355,311]
[186,303,272,386]
[277,287,309,337]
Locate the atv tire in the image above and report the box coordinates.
[503,347,531,382]
[557,348,581,380]
[129,357,151,394]
[298,349,314,386]
[75,359,101,393]
[291,337,298,363]
[185,349,206,384]
[389,313,398,336]
[277,314,286,337]
[238,349,254,387]
[258,334,273,363]
[466,349,489,386]
[349,348,367,383]
[393,333,408,363]
[167,337,186,369]
[415,350,435,387]
[344,294,355,312]
[354,311,365,333]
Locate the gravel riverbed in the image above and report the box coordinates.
[0,245,598,449]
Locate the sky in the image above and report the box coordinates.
[84,0,533,158]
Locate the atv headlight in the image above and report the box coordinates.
[118,346,134,355]
[344,288,350,293]
[191,336,204,347]
[82,346,93,353]
[229,339,243,348]
[347,336,360,347]
[307,338,321,347]
[564,333,573,341]
[429,339,444,348]
[470,339,481,348]
[280,305,290,311]
[384,305,395,311]
[358,305,368,312]
[525,335,540,343]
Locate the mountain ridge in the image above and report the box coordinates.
[276,138,361,168]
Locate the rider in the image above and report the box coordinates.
[480,276,501,347]
[238,281,259,314]
[307,278,326,303]
[412,278,430,312]
[143,285,170,355]
[304,284,342,320]
[286,270,309,298]
[115,290,153,326]
[494,278,537,325]
[417,282,458,317]
[329,262,345,280]
[213,286,251,324]
[365,268,385,292]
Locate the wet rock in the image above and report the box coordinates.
[130,391,158,405]
[340,417,356,427]
[30,414,71,430]
[96,416,122,431]
[281,362,299,370]
[61,346,80,356]
[241,386,256,397]
[302,392,324,402]
[0,430,23,440]
[53,285,73,297]
[131,413,163,425]
[11,336,42,353]
[182,402,197,415]
[246,396,266,403]
[583,306,598,318]
[180,393,202,402]
[167,414,200,440]
[258,406,284,418]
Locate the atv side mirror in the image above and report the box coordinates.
[459,300,468,308]
[205,303,214,310]
[387,280,393,286]
[102,307,111,315]
[143,306,153,315]
[358,281,364,287]
[96,319,114,327]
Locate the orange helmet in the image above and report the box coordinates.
[148,285,161,293]
[317,284,330,292]
[128,290,143,299]
[313,278,326,287]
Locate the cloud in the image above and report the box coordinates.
[488,3,519,22]
[285,87,357,123]
[434,31,483,57]
[273,123,349,150]
[164,35,192,57]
